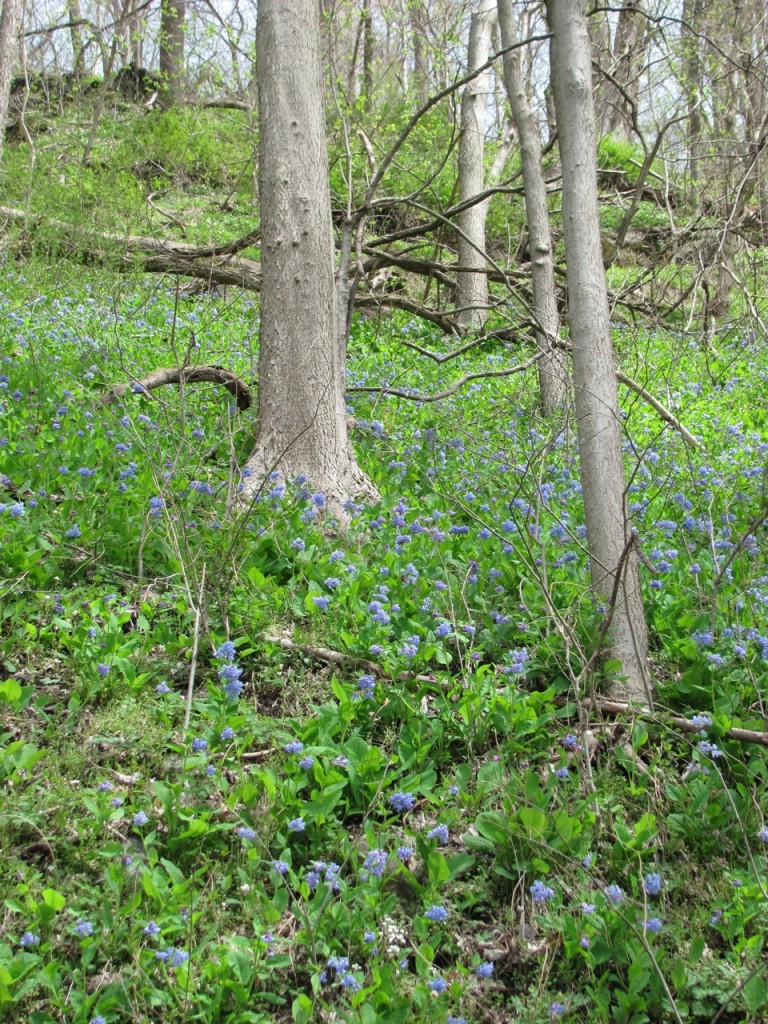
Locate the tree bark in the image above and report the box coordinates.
[0,0,23,170]
[243,0,378,518]
[498,0,568,414]
[362,0,374,109]
[547,0,652,705]
[456,0,496,332]
[601,0,648,141]
[158,0,185,109]
[67,0,87,79]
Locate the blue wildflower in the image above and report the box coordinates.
[643,872,662,897]
[530,880,555,902]
[389,792,415,813]
[424,905,448,922]
[426,824,449,845]
[604,884,624,905]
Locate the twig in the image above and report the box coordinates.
[616,370,701,448]
[184,564,206,731]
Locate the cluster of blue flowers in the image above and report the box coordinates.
[214,640,243,700]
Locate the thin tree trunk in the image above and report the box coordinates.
[456,0,496,331]
[547,0,651,705]
[362,0,373,109]
[681,0,703,190]
[158,0,185,109]
[498,0,568,413]
[244,0,377,517]
[0,0,23,171]
[410,3,429,106]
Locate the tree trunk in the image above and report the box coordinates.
[362,0,374,109]
[456,0,497,331]
[67,0,87,79]
[498,0,568,414]
[410,3,430,106]
[547,0,651,705]
[243,0,378,518]
[681,0,704,191]
[158,0,185,109]
[0,0,23,171]
[602,0,648,141]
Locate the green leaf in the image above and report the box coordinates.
[518,806,548,839]
[179,818,208,837]
[0,679,22,705]
[473,811,507,845]
[292,993,313,1024]
[41,889,66,912]
[426,851,450,886]
[743,972,768,1013]
[688,935,705,964]
[446,853,475,880]
[670,959,687,991]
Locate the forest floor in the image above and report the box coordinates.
[1,101,768,1024]
[1,264,767,1024]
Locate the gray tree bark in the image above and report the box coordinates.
[497,0,568,414]
[547,0,651,705]
[0,0,23,171]
[67,0,87,79]
[456,0,496,332]
[243,0,378,517]
[158,0,186,109]
[601,0,648,141]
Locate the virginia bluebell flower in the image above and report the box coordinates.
[389,792,415,813]
[530,880,555,902]
[424,905,448,922]
[604,884,624,905]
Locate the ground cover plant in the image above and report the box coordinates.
[1,259,768,1024]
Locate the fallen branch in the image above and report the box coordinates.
[97,365,253,411]
[263,635,440,686]
[582,696,768,749]
[265,635,768,749]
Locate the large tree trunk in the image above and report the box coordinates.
[158,0,185,109]
[456,0,496,332]
[547,0,651,705]
[0,0,23,170]
[498,0,568,414]
[243,0,378,518]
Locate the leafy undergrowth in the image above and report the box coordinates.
[1,268,768,1024]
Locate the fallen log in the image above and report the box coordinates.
[97,365,253,410]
